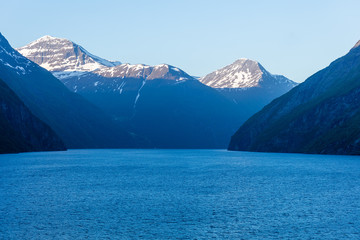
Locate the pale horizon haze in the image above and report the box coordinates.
[1,0,360,82]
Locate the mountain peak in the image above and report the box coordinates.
[234,58,258,64]
[17,36,121,72]
[200,58,264,88]
[200,58,296,89]
[351,40,360,50]
[26,35,69,47]
[39,35,61,40]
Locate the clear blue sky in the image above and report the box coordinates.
[1,0,360,82]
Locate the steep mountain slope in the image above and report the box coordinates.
[200,59,297,115]
[19,36,245,148]
[0,33,136,149]
[0,78,65,154]
[229,41,360,155]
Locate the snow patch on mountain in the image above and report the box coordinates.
[92,63,195,82]
[0,34,33,75]
[200,59,264,88]
[52,71,87,79]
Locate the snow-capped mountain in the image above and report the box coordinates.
[200,58,296,89]
[0,33,136,149]
[54,62,242,149]
[17,35,194,83]
[57,62,198,122]
[17,35,121,72]
[61,63,242,148]
[199,58,298,116]
[17,36,198,118]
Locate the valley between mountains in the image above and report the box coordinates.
[1,33,359,155]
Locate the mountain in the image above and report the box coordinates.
[19,36,246,148]
[201,58,289,88]
[229,41,360,155]
[58,63,197,119]
[200,59,297,115]
[55,63,244,148]
[0,33,136,149]
[0,78,65,154]
[17,35,120,72]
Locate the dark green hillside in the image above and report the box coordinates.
[229,40,360,155]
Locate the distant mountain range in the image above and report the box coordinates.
[229,40,360,155]
[0,33,137,150]
[17,36,297,148]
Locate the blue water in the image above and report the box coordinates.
[0,149,360,239]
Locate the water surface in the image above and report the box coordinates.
[0,149,359,239]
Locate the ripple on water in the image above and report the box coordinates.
[0,149,359,239]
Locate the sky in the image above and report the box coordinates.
[1,0,360,82]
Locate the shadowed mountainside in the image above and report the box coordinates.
[0,78,65,153]
[229,40,360,155]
